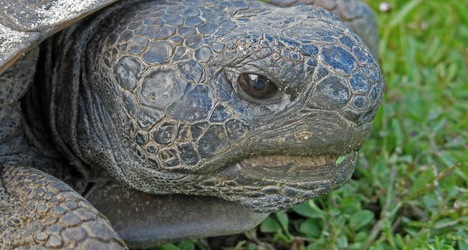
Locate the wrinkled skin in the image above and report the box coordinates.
[45,0,383,211]
[0,0,384,248]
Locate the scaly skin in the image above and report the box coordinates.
[1,0,384,248]
[269,0,379,57]
[0,50,126,249]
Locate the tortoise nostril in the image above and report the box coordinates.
[342,109,362,123]
[342,99,380,125]
[362,109,376,122]
[357,108,378,125]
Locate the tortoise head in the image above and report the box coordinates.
[51,0,383,212]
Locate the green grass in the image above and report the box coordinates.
[157,0,468,249]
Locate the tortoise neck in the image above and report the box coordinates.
[19,45,90,192]
[36,11,121,185]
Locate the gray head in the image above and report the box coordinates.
[49,0,383,212]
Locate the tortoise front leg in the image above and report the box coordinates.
[0,49,126,249]
[0,165,127,249]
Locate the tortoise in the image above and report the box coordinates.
[0,0,384,248]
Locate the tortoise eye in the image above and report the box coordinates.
[237,73,280,101]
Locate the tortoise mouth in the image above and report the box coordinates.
[211,152,357,212]
[220,152,355,183]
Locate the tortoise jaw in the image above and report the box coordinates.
[240,154,349,181]
[221,152,355,183]
[212,152,357,212]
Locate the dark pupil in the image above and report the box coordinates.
[239,73,278,100]
[253,81,265,91]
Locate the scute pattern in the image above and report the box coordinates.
[0,166,126,249]
[37,0,384,212]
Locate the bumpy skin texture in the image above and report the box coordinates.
[44,0,383,212]
[0,50,126,248]
[1,0,384,248]
[269,0,379,57]
[0,166,126,249]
